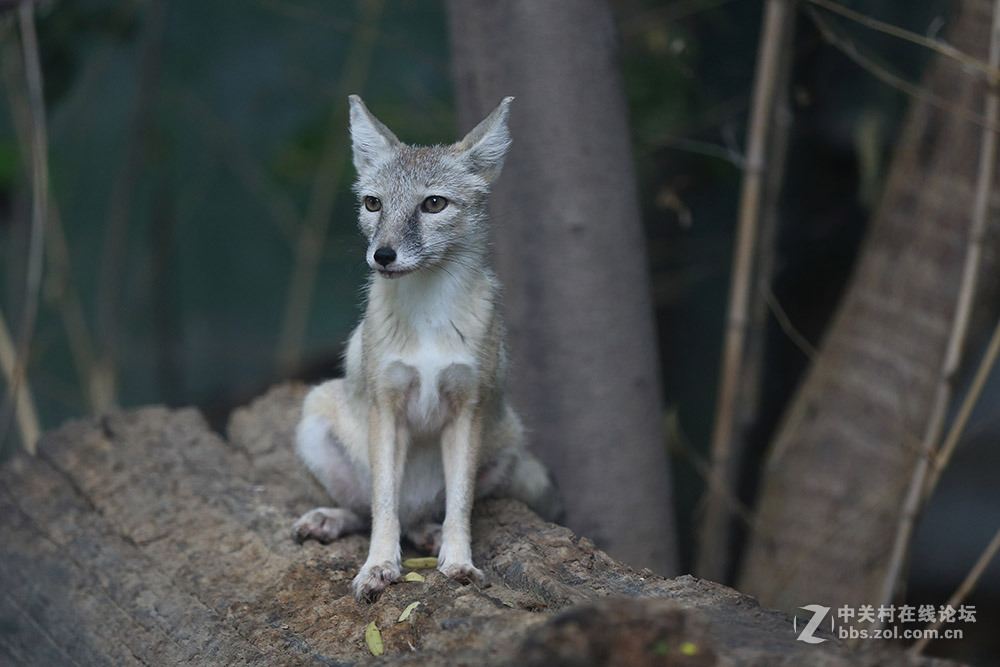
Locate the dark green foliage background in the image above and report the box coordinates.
[2,0,943,447]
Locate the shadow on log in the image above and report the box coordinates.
[0,385,959,665]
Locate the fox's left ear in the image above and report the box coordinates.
[455,96,513,184]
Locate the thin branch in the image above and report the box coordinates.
[651,135,745,168]
[925,314,1000,497]
[910,525,1000,654]
[637,97,750,165]
[876,0,1000,626]
[0,2,47,455]
[805,6,1000,135]
[696,0,794,582]
[275,0,385,373]
[804,0,998,82]
[666,411,757,528]
[761,284,818,360]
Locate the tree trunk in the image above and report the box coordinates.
[447,0,678,575]
[739,0,1000,611]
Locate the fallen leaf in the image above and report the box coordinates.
[398,601,420,622]
[365,621,383,656]
[401,557,438,569]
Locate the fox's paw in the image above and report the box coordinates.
[438,560,486,586]
[292,507,362,544]
[352,561,401,602]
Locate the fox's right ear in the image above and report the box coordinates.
[349,95,400,172]
[456,96,514,184]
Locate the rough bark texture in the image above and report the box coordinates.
[0,385,956,666]
[447,0,678,576]
[739,0,1000,612]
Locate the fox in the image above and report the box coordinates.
[292,95,561,602]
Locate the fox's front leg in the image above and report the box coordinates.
[353,400,407,601]
[437,402,486,585]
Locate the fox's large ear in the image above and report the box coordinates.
[349,95,400,172]
[455,96,513,184]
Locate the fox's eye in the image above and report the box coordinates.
[421,196,448,213]
[363,196,381,212]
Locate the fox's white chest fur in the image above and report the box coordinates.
[368,270,484,437]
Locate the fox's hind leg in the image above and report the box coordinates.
[405,522,443,556]
[293,380,371,543]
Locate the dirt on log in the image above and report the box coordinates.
[0,385,958,666]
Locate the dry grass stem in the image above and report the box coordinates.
[0,3,47,454]
[0,306,40,453]
[2,34,101,416]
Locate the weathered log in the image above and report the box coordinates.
[0,385,957,665]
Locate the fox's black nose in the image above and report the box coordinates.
[373,247,396,267]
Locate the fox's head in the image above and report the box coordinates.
[348,95,512,278]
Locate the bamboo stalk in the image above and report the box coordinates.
[696,0,793,581]
[737,28,797,479]
[876,0,1000,627]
